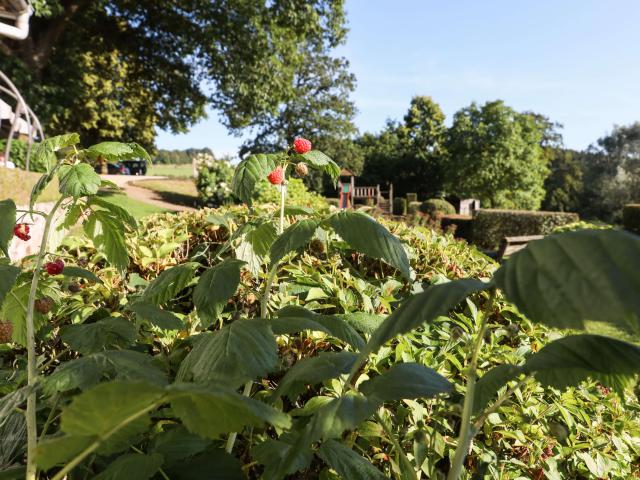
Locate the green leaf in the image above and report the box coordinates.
[60,382,166,438]
[58,163,102,198]
[86,141,144,161]
[232,153,277,205]
[130,302,184,331]
[284,205,314,216]
[361,279,487,358]
[36,434,95,469]
[254,433,314,480]
[0,265,20,309]
[522,334,640,393]
[164,450,243,480]
[84,210,129,273]
[62,266,103,284]
[89,197,138,230]
[305,393,376,441]
[41,133,80,153]
[2,283,47,346]
[273,351,358,400]
[337,312,385,335]
[494,230,640,332]
[142,263,199,306]
[150,426,211,466]
[0,199,16,258]
[29,133,79,208]
[127,142,151,163]
[94,453,164,480]
[177,318,278,386]
[473,364,522,414]
[44,350,167,394]
[271,306,365,350]
[245,221,278,257]
[60,317,137,354]
[269,219,318,266]
[30,168,59,211]
[193,259,244,326]
[327,211,411,279]
[299,150,341,183]
[169,383,291,439]
[359,363,452,402]
[317,439,387,480]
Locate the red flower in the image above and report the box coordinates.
[267,166,284,185]
[13,224,30,241]
[293,137,312,154]
[45,259,65,275]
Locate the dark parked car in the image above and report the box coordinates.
[106,162,126,174]
[121,159,147,175]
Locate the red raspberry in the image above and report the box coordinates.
[13,224,31,241]
[45,259,65,275]
[267,166,284,185]
[293,137,312,154]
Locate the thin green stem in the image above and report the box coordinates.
[447,290,495,480]
[38,393,60,441]
[473,378,529,431]
[25,195,65,480]
[375,412,415,479]
[51,396,168,480]
[226,166,288,455]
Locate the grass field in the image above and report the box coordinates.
[147,163,194,178]
[0,168,59,205]
[97,191,169,219]
[131,178,198,208]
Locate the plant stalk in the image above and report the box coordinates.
[25,196,65,480]
[447,290,495,480]
[226,171,288,455]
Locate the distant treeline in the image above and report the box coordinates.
[154,148,214,164]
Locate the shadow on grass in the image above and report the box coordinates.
[144,190,198,208]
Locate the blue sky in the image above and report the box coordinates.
[156,0,640,157]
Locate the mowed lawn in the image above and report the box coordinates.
[0,168,60,205]
[131,178,198,208]
[147,163,194,178]
[97,191,169,219]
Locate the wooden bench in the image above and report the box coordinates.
[496,235,545,261]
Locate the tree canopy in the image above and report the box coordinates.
[0,0,351,151]
[444,100,551,210]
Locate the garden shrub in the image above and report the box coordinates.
[195,154,236,207]
[392,197,407,215]
[254,177,328,211]
[441,214,473,240]
[406,192,418,203]
[473,208,579,250]
[419,198,456,216]
[623,204,640,234]
[0,139,49,172]
[407,200,422,215]
[552,220,612,233]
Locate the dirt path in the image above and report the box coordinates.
[101,174,197,212]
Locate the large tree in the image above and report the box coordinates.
[542,148,584,212]
[1,0,350,151]
[444,100,550,210]
[580,122,640,220]
[359,96,447,198]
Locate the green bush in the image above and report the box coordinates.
[473,209,579,250]
[623,204,640,235]
[552,220,612,234]
[195,155,236,207]
[419,198,456,217]
[407,201,422,215]
[392,197,407,215]
[326,197,340,207]
[406,192,418,203]
[0,139,49,172]
[254,177,328,211]
[441,214,473,240]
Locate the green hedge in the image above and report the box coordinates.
[473,209,579,250]
[419,198,456,217]
[623,204,640,235]
[441,214,474,241]
[393,197,407,216]
[407,201,422,215]
[406,192,418,203]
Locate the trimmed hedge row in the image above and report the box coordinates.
[441,214,474,241]
[623,204,640,234]
[419,198,456,217]
[473,209,579,250]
